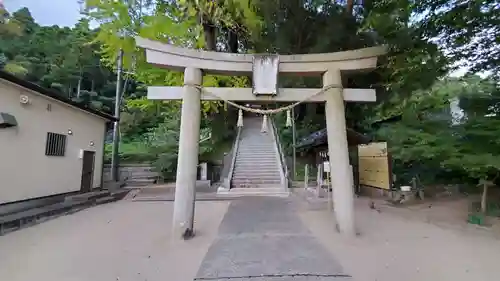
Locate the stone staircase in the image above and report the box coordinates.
[220,116,288,196]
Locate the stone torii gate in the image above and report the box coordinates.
[136,37,386,238]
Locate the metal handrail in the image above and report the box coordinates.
[269,116,290,188]
[224,126,242,189]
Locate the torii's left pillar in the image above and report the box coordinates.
[172,67,202,238]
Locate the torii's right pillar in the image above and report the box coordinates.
[323,69,355,236]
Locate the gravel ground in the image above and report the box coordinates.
[300,197,500,281]
[0,200,230,281]
[2,191,500,281]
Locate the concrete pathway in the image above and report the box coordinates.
[195,197,350,280]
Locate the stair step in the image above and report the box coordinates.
[233,181,282,185]
[233,173,280,177]
[236,153,276,156]
[237,153,276,156]
[233,166,280,170]
[237,151,276,155]
[232,176,281,180]
[233,171,280,175]
[239,140,274,142]
[234,162,280,167]
[64,190,109,202]
[237,156,275,158]
[236,158,277,161]
[238,147,274,149]
[219,187,289,197]
[236,159,277,163]
[232,174,281,178]
[236,154,277,158]
[241,133,267,135]
[229,187,286,192]
[237,152,276,155]
[233,169,280,173]
[233,167,280,171]
[125,178,156,186]
[233,176,281,181]
[238,148,274,150]
[232,180,282,185]
[234,163,279,167]
[239,142,273,144]
[236,155,277,159]
[235,160,278,164]
[95,196,117,205]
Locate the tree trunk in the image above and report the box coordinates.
[481,183,489,213]
[203,22,217,51]
[363,0,373,15]
[68,84,72,98]
[228,29,238,53]
[346,0,354,15]
[77,75,82,98]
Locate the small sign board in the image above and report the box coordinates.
[323,161,330,173]
[252,54,279,96]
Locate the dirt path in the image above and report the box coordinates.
[0,200,229,281]
[300,197,500,281]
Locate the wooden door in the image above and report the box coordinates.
[80,150,95,192]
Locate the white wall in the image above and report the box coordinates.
[0,79,107,204]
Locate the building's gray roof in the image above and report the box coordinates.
[0,70,117,121]
[296,128,372,150]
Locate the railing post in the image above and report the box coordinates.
[269,116,289,190]
[221,126,242,191]
[316,163,321,198]
[304,164,309,190]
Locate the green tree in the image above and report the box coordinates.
[413,0,500,79]
[0,4,21,35]
[376,76,500,211]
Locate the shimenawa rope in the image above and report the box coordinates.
[184,83,342,128]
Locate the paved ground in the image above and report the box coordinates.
[195,197,349,280]
[2,192,500,281]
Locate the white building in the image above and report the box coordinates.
[0,70,115,205]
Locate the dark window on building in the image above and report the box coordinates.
[45,132,67,156]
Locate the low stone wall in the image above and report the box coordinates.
[103,164,159,186]
[103,162,226,187]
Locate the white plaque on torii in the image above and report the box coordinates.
[252,54,279,96]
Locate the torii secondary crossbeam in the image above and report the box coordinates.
[136,37,387,238]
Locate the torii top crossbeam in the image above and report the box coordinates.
[136,37,387,76]
[136,37,387,103]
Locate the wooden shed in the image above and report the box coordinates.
[296,128,372,193]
